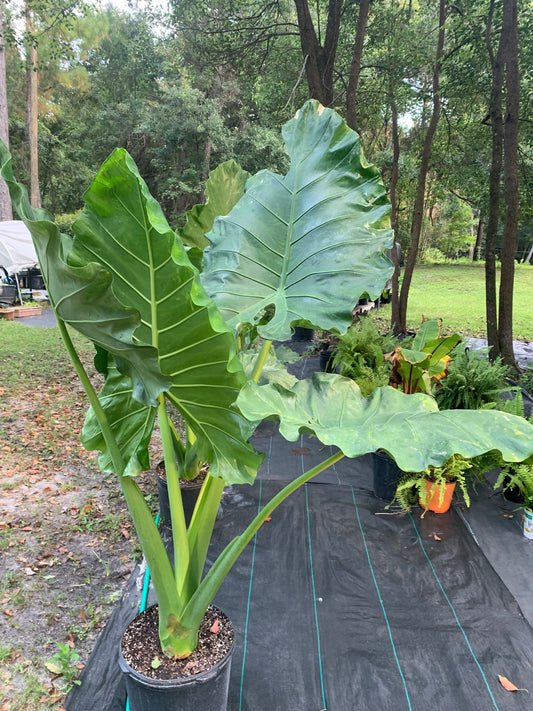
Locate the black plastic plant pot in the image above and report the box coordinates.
[119,610,234,711]
[155,464,203,528]
[291,326,315,341]
[372,451,402,501]
[319,348,337,373]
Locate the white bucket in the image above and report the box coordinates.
[523,508,533,540]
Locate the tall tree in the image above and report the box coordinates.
[483,0,520,369]
[497,0,519,368]
[25,3,40,207]
[484,0,504,357]
[0,0,12,219]
[292,0,342,106]
[396,0,446,333]
[345,0,370,131]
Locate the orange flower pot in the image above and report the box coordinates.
[419,480,456,514]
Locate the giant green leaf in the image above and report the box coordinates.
[178,160,250,250]
[70,149,262,484]
[237,374,533,471]
[0,140,169,406]
[201,101,394,341]
[82,362,156,478]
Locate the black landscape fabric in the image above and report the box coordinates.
[67,442,533,711]
[66,355,533,711]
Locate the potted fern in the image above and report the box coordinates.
[392,454,475,515]
[495,463,533,539]
[2,102,533,708]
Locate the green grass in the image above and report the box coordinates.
[377,262,533,340]
[0,317,96,391]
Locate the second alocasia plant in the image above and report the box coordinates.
[2,101,533,663]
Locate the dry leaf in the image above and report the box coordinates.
[498,675,529,692]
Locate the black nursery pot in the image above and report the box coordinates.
[119,613,234,711]
[319,347,337,373]
[155,464,204,527]
[372,451,402,501]
[291,326,315,341]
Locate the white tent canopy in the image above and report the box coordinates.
[0,221,39,275]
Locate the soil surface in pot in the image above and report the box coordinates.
[155,460,209,488]
[121,606,233,679]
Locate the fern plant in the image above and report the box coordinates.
[494,463,533,509]
[392,454,473,516]
[333,317,398,394]
[435,345,512,410]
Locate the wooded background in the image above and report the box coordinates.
[0,0,530,362]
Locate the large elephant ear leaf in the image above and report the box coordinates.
[178,160,250,250]
[71,149,262,484]
[82,363,156,478]
[201,100,394,341]
[0,140,169,407]
[237,375,533,471]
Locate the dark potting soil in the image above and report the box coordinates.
[121,605,233,679]
[155,460,209,488]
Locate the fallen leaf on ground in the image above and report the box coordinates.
[498,675,529,692]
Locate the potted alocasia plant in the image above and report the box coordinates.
[2,102,533,709]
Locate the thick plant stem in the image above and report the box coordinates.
[157,395,189,594]
[181,450,345,636]
[251,339,272,382]
[56,320,178,635]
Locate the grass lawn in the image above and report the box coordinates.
[377,262,533,341]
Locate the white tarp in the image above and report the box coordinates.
[0,221,39,275]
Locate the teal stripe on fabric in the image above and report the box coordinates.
[238,479,263,710]
[409,513,501,711]
[305,483,327,710]
[351,488,413,710]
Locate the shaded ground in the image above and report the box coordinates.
[0,321,161,711]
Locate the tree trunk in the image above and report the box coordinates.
[199,137,212,203]
[26,5,40,209]
[345,0,370,131]
[397,0,446,333]
[497,0,519,371]
[473,216,484,261]
[389,76,401,332]
[293,0,342,106]
[0,0,12,220]
[484,0,504,358]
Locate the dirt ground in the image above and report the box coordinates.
[0,377,160,711]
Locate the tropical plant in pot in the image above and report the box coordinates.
[494,463,533,539]
[392,454,475,515]
[387,318,461,394]
[3,102,533,708]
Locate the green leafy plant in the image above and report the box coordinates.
[435,345,513,410]
[387,318,461,394]
[494,463,533,509]
[519,367,533,396]
[44,642,82,692]
[392,454,474,515]
[332,317,398,396]
[2,102,533,667]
